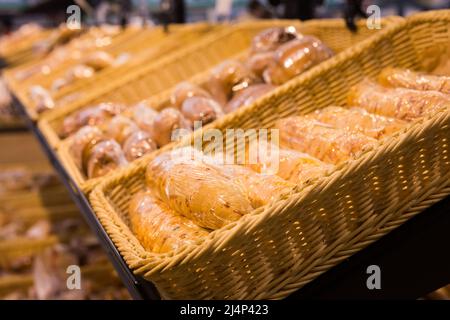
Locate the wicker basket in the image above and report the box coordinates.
[7,24,217,121]
[4,26,167,120]
[89,10,450,299]
[41,17,402,193]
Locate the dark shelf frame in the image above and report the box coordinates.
[11,93,450,300]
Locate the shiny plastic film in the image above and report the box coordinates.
[306,106,407,139]
[348,80,450,121]
[129,191,208,253]
[378,67,450,94]
[276,117,378,164]
[145,150,254,230]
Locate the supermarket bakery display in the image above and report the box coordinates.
[57,26,336,179]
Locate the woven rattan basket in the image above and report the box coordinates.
[4,26,166,120]
[41,17,402,193]
[89,10,450,299]
[7,24,218,121]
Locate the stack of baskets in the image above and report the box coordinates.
[3,11,449,300]
[38,17,402,192]
[86,11,450,299]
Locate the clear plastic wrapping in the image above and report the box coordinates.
[246,146,334,185]
[83,51,115,70]
[263,36,334,85]
[206,60,260,105]
[29,86,55,114]
[69,125,105,169]
[246,51,275,78]
[151,107,192,147]
[122,130,157,161]
[219,164,295,208]
[61,102,125,137]
[225,84,275,113]
[251,26,299,54]
[378,67,450,94]
[129,191,208,253]
[170,82,212,109]
[146,151,254,230]
[106,115,139,145]
[348,80,450,121]
[85,139,127,178]
[306,106,406,139]
[180,96,224,125]
[130,101,158,134]
[276,117,378,164]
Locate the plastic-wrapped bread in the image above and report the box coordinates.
[51,65,95,92]
[276,117,377,164]
[85,139,127,178]
[180,96,224,125]
[251,26,299,54]
[219,164,295,208]
[83,51,115,70]
[306,106,406,139]
[130,101,158,134]
[146,150,254,229]
[29,86,55,114]
[206,60,260,105]
[263,36,334,85]
[225,84,275,113]
[152,108,192,147]
[348,80,450,121]
[170,82,212,109]
[106,115,139,145]
[122,130,157,161]
[246,52,275,78]
[69,125,105,169]
[129,191,208,253]
[244,146,334,185]
[378,67,450,94]
[61,102,126,138]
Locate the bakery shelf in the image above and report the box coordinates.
[11,89,450,300]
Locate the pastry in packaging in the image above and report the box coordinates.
[152,107,192,147]
[251,26,299,54]
[348,80,450,121]
[245,145,334,185]
[83,51,115,70]
[130,101,158,134]
[225,83,275,113]
[219,164,295,207]
[263,36,334,85]
[170,82,212,109]
[61,102,125,137]
[69,125,105,169]
[29,86,55,113]
[246,51,275,78]
[129,191,208,253]
[180,96,224,125]
[276,117,378,164]
[206,60,260,105]
[306,106,406,139]
[378,67,450,94]
[122,130,157,161]
[85,139,127,178]
[106,115,139,145]
[146,151,254,229]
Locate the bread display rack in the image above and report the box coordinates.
[6,12,450,299]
